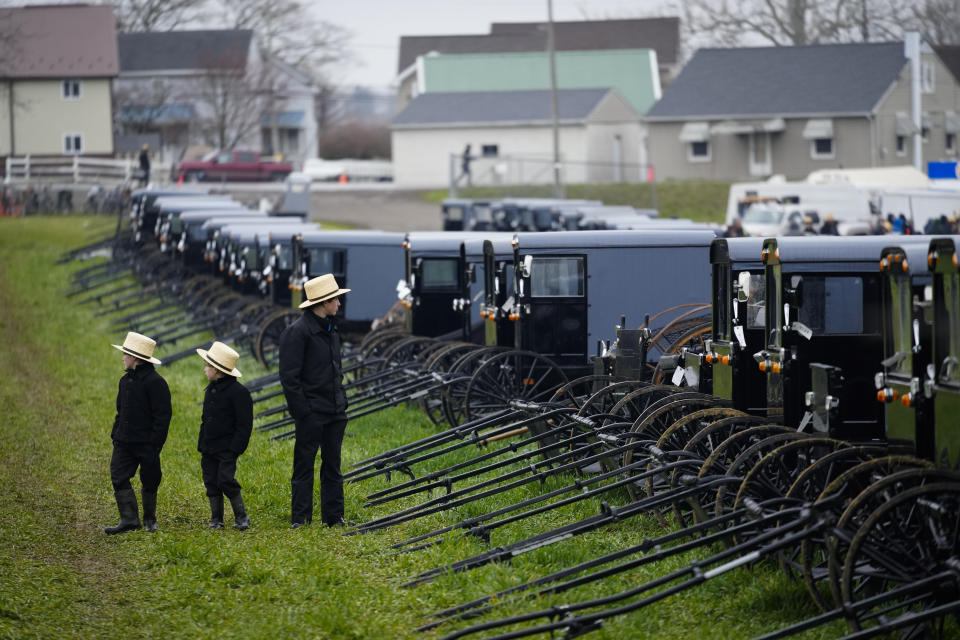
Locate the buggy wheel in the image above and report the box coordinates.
[441,346,506,426]
[841,482,960,636]
[254,308,300,367]
[463,350,568,423]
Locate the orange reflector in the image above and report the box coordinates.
[893,254,902,262]
[901,260,909,273]
[523,378,535,386]
[721,355,730,365]
[772,362,781,374]
[954,253,958,268]
[880,258,887,271]
[901,393,913,407]
[758,361,767,372]
[761,248,769,263]
[929,253,936,269]
[509,313,518,321]
[774,248,780,261]
[705,353,714,364]
[876,390,886,403]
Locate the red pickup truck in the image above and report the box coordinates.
[178,150,293,182]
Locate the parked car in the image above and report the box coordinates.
[301,158,393,182]
[177,150,292,183]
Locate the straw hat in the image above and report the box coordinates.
[299,273,351,309]
[197,341,242,377]
[112,331,162,365]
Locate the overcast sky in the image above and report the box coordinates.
[319,0,672,90]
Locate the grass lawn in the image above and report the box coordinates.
[0,216,844,639]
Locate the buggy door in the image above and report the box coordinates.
[518,254,588,369]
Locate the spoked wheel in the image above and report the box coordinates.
[714,431,812,519]
[377,336,438,370]
[623,397,729,505]
[825,462,952,612]
[441,346,507,427]
[253,308,300,367]
[463,349,568,423]
[841,482,960,637]
[598,385,688,439]
[786,445,890,612]
[417,342,477,426]
[547,375,630,412]
[359,327,410,361]
[670,415,768,528]
[728,438,851,580]
[650,322,712,385]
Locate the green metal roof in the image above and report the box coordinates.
[421,49,660,115]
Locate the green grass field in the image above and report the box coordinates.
[0,216,845,639]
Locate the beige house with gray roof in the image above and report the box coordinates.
[645,40,960,182]
[0,4,118,159]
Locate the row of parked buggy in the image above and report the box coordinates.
[64,185,960,639]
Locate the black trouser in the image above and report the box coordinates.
[110,441,162,493]
[200,452,241,499]
[291,415,346,525]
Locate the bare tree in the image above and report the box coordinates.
[903,0,960,44]
[210,0,350,84]
[110,0,207,32]
[657,0,919,49]
[188,52,284,151]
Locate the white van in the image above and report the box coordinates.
[726,180,874,235]
[877,189,960,232]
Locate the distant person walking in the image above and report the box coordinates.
[196,341,253,530]
[459,144,473,187]
[278,274,352,528]
[138,144,151,186]
[105,332,171,534]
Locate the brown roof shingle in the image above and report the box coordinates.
[0,4,118,78]
[397,17,679,75]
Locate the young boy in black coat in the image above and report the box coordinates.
[196,341,253,529]
[106,332,171,534]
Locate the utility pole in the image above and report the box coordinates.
[546,0,564,198]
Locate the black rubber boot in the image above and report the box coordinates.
[104,488,141,535]
[142,490,158,533]
[229,494,250,531]
[208,495,224,529]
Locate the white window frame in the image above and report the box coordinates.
[63,133,83,154]
[810,137,834,160]
[687,140,711,163]
[62,79,81,100]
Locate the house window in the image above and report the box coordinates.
[63,134,83,154]
[922,126,930,143]
[922,60,935,94]
[896,135,906,155]
[811,137,834,159]
[62,80,81,100]
[688,140,711,162]
[948,133,956,155]
[481,144,498,157]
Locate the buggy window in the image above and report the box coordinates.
[531,257,584,297]
[798,276,864,335]
[421,258,459,289]
[744,273,766,329]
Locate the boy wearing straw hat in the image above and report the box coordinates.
[278,273,351,528]
[106,332,171,534]
[196,341,253,530]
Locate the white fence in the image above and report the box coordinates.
[4,155,173,186]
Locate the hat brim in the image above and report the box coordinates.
[112,343,162,365]
[197,348,242,377]
[298,287,351,309]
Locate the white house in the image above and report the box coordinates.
[390,88,644,188]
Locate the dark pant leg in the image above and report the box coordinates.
[110,443,139,492]
[201,453,222,497]
[137,446,162,493]
[216,454,241,500]
[291,420,321,524]
[318,418,347,524]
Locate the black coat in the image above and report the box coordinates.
[112,363,172,449]
[278,311,347,421]
[198,376,253,455]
